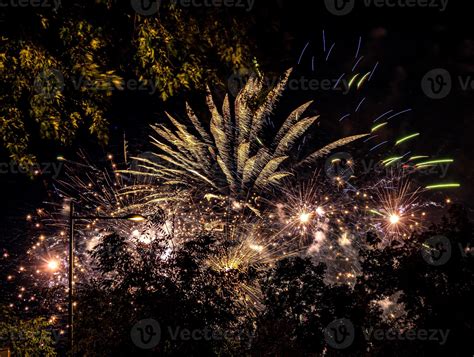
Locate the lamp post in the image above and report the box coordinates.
[68,200,146,355]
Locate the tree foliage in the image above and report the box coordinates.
[71,205,474,355]
[0,1,254,167]
[0,305,56,356]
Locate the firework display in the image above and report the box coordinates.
[4,34,460,338]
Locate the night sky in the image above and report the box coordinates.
[1,0,472,272]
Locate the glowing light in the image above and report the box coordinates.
[389,214,400,225]
[338,233,351,246]
[382,156,403,166]
[357,72,371,89]
[47,260,59,271]
[395,133,420,146]
[408,155,429,161]
[416,159,454,167]
[425,183,460,190]
[370,209,384,217]
[232,201,243,210]
[124,214,147,222]
[249,244,264,253]
[348,73,360,88]
[299,212,311,224]
[316,206,325,216]
[371,122,387,132]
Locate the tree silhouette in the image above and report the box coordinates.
[71,205,474,355]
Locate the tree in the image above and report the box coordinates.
[0,305,57,356]
[56,206,474,355]
[353,204,474,356]
[74,227,256,355]
[0,1,254,168]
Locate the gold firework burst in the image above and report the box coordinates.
[124,69,367,206]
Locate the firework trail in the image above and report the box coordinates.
[5,33,460,322]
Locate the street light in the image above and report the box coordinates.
[68,200,146,356]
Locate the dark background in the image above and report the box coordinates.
[1,0,472,270]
